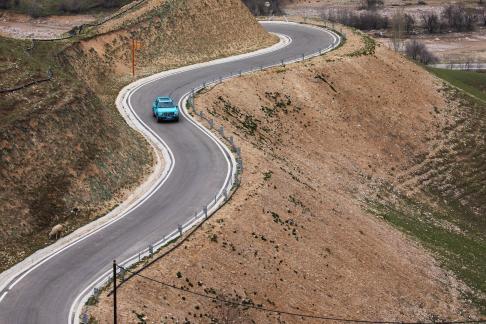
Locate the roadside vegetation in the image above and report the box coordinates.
[243,0,282,15]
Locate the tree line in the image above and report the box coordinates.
[321,3,486,33]
[0,0,130,17]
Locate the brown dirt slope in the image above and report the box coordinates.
[87,23,482,323]
[67,0,276,81]
[0,0,275,272]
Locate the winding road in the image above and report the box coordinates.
[0,21,339,324]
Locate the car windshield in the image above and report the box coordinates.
[157,101,174,108]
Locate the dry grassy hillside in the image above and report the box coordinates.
[0,0,276,272]
[87,23,483,323]
[66,0,276,84]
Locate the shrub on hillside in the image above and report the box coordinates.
[421,12,441,33]
[322,9,389,30]
[405,39,438,65]
[480,8,486,26]
[404,13,415,34]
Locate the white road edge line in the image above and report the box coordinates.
[0,292,7,304]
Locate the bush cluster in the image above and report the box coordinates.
[321,3,483,33]
[421,5,480,33]
[405,39,438,64]
[359,0,384,11]
[322,9,389,30]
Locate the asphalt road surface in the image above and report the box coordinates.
[0,22,338,324]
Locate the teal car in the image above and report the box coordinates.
[152,96,180,122]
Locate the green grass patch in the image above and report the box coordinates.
[366,69,486,314]
[368,198,486,314]
[427,68,486,103]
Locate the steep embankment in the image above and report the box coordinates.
[0,0,276,272]
[88,22,483,323]
[66,0,276,84]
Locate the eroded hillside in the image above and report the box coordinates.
[0,0,276,272]
[87,22,483,323]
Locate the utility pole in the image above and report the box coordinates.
[113,260,117,324]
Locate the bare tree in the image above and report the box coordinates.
[404,13,415,34]
[405,39,439,64]
[391,9,405,52]
[419,48,439,65]
[361,0,384,10]
[464,57,473,71]
[405,39,422,60]
[422,12,440,33]
[442,4,478,31]
[320,7,389,30]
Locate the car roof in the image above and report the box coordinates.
[156,96,173,102]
